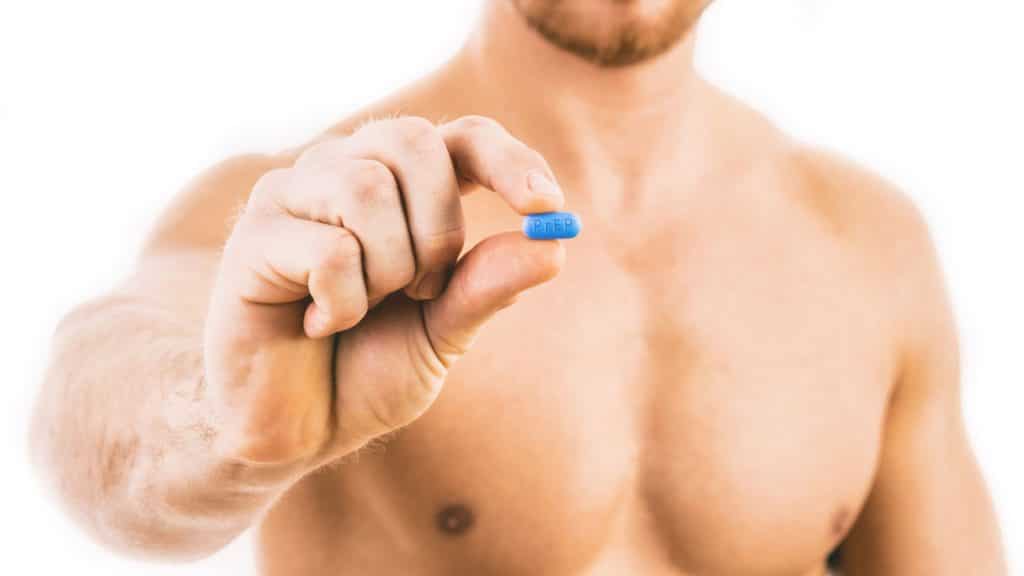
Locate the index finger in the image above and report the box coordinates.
[438,116,565,214]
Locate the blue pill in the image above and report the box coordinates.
[522,211,582,240]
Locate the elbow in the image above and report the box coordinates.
[30,446,236,563]
[28,298,237,563]
[29,377,228,563]
[88,515,241,564]
[29,412,235,564]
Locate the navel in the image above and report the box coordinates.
[436,503,475,536]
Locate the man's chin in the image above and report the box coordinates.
[512,0,707,68]
[557,36,685,68]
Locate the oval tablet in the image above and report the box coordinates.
[522,211,582,240]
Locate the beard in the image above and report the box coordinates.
[510,0,712,67]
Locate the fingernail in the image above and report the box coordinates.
[527,171,564,203]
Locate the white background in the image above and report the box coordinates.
[1,0,1021,573]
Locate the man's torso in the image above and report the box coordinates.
[252,80,901,575]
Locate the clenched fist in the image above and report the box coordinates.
[203,116,566,467]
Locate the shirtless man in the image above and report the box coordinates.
[29,1,1005,574]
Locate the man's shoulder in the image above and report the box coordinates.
[767,141,951,350]
[769,142,934,267]
[707,84,929,253]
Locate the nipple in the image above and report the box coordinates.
[436,503,475,536]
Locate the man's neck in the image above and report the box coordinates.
[452,0,710,188]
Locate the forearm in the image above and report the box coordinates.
[30,291,305,561]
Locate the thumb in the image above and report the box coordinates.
[422,231,566,366]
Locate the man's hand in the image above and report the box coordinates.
[204,116,566,467]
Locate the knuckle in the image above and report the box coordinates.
[393,116,444,155]
[316,229,362,272]
[248,168,293,208]
[311,195,345,228]
[347,160,397,205]
[453,115,504,136]
[291,169,348,227]
[394,115,435,133]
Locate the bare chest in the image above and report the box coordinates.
[273,194,897,575]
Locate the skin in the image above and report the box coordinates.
[30,1,1005,574]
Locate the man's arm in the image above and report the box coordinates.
[29,154,299,560]
[836,175,1005,573]
[29,115,569,563]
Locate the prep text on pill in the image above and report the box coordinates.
[522,212,582,240]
